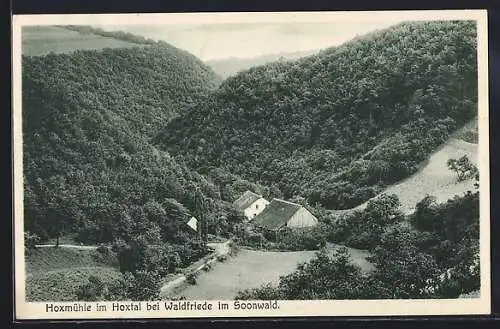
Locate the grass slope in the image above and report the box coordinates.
[26,267,122,302]
[22,26,144,56]
[25,247,120,302]
[26,247,117,273]
[331,129,478,217]
[383,137,477,214]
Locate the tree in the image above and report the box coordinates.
[191,184,209,243]
[341,194,403,250]
[447,155,478,182]
[411,195,438,232]
[24,232,40,251]
[159,21,477,211]
[369,224,441,298]
[160,198,192,242]
[436,240,480,298]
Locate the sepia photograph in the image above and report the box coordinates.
[12,10,490,319]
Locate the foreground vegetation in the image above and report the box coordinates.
[236,183,480,299]
[25,247,120,301]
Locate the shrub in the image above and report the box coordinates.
[96,245,109,254]
[327,194,403,250]
[186,272,197,285]
[235,283,283,300]
[269,223,328,251]
[24,232,40,250]
[174,241,210,267]
[102,276,128,301]
[447,155,478,182]
[142,244,182,276]
[91,245,118,267]
[216,255,227,262]
[228,241,240,256]
[75,275,104,301]
[123,270,161,301]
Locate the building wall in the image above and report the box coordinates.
[286,207,318,228]
[244,198,270,220]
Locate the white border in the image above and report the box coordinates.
[13,10,490,320]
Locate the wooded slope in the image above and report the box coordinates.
[158,20,478,210]
[22,42,229,245]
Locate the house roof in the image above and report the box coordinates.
[233,190,263,211]
[253,198,302,229]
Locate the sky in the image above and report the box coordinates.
[96,20,406,61]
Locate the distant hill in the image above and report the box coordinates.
[157,20,478,210]
[206,50,319,78]
[22,26,146,56]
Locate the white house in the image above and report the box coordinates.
[253,198,318,230]
[233,190,270,221]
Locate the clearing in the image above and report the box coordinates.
[22,26,146,56]
[332,135,478,217]
[171,244,372,300]
[379,137,478,214]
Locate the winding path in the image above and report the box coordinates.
[35,244,99,250]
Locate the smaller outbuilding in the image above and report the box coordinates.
[186,217,198,232]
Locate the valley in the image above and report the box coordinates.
[20,20,481,302]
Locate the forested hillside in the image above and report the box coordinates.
[22,40,234,254]
[23,46,220,137]
[158,20,478,210]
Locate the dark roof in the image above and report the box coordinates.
[233,190,262,211]
[253,199,302,229]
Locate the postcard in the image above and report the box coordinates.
[12,9,490,320]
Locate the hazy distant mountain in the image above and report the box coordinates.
[206,50,319,78]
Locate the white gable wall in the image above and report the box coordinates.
[286,207,318,228]
[244,198,270,220]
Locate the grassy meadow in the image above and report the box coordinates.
[173,244,373,300]
[22,26,146,56]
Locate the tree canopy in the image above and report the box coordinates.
[22,43,232,249]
